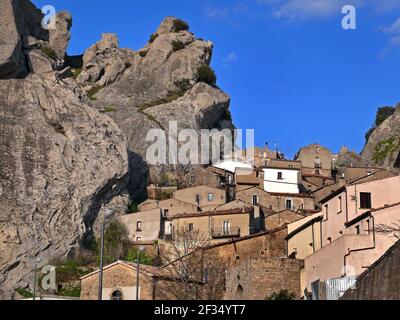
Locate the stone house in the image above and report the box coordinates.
[205,227,304,300]
[264,210,308,230]
[178,166,235,190]
[119,208,163,242]
[147,185,177,200]
[173,185,227,211]
[164,206,255,244]
[236,186,315,213]
[303,175,400,291]
[235,168,264,191]
[80,261,201,300]
[295,144,333,177]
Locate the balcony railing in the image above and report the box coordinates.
[211,227,241,239]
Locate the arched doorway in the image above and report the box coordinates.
[111,290,123,301]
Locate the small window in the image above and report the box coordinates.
[252,195,259,205]
[360,193,372,209]
[164,209,169,217]
[286,199,293,210]
[338,196,342,213]
[324,204,329,220]
[136,237,141,241]
[111,290,123,301]
[355,225,361,235]
[315,170,320,175]
[188,223,194,232]
[223,221,231,235]
[208,193,214,202]
[277,172,283,180]
[195,194,200,204]
[136,221,142,231]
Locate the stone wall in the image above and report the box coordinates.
[341,240,400,300]
[224,256,304,300]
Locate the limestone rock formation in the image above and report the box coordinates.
[48,11,72,60]
[79,17,233,192]
[0,1,129,299]
[0,2,234,299]
[362,106,400,172]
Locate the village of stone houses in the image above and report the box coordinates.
[1,0,400,302]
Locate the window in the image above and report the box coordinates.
[164,209,169,217]
[252,195,259,205]
[223,221,231,235]
[315,170,320,175]
[111,290,123,301]
[360,193,372,209]
[188,223,194,232]
[338,196,342,213]
[136,221,142,231]
[324,204,329,220]
[208,193,214,202]
[277,172,283,180]
[286,199,293,210]
[195,194,200,205]
[136,237,141,241]
[355,225,361,235]
[315,157,321,168]
[366,219,371,234]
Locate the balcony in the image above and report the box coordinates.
[211,227,241,239]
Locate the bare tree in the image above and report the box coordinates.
[159,227,228,300]
[375,220,400,239]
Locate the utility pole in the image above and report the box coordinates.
[98,208,115,301]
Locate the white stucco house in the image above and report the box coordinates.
[263,167,300,194]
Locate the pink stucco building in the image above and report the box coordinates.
[304,175,400,290]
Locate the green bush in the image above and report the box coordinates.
[58,285,81,298]
[71,67,82,79]
[365,106,396,143]
[41,46,57,60]
[174,79,192,94]
[376,106,395,127]
[139,50,148,58]
[197,65,217,86]
[149,33,159,43]
[173,19,189,32]
[98,220,132,264]
[15,288,33,299]
[372,136,398,164]
[125,248,153,266]
[128,201,139,213]
[86,85,103,101]
[266,290,296,300]
[171,40,186,52]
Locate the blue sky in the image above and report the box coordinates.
[32,0,400,158]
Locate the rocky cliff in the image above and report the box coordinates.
[0,1,233,298]
[362,105,400,172]
[76,17,233,193]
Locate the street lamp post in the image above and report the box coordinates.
[136,246,145,301]
[98,208,115,301]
